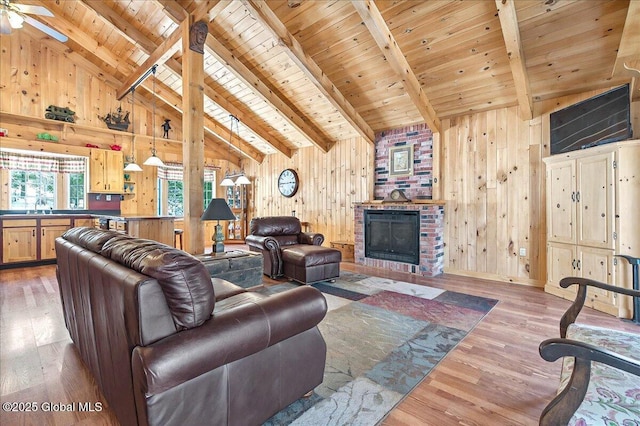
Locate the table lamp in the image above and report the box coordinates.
[201,198,236,253]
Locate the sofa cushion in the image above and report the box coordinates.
[62,226,130,253]
[282,245,342,267]
[250,216,301,236]
[102,237,215,330]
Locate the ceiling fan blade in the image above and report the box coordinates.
[11,4,53,17]
[0,11,11,34]
[23,15,67,42]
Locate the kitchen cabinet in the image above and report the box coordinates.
[543,140,640,318]
[2,219,37,263]
[89,149,124,193]
[72,218,95,228]
[40,218,72,260]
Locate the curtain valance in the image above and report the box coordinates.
[0,151,86,173]
[158,162,217,182]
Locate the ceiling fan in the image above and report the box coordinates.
[0,0,68,42]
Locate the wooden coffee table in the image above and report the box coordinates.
[196,250,263,289]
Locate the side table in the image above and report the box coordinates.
[196,250,263,289]
[330,241,354,262]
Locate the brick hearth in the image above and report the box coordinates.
[354,202,445,277]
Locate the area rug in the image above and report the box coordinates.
[257,271,498,425]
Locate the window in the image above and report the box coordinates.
[68,173,85,209]
[10,170,56,210]
[158,163,217,216]
[167,180,184,217]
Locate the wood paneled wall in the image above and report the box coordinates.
[242,137,374,246]
[441,107,546,286]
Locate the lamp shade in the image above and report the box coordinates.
[124,162,143,172]
[201,198,236,221]
[143,154,164,167]
[220,176,235,187]
[235,174,251,185]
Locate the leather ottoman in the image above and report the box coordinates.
[281,245,342,284]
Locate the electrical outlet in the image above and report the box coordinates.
[106,195,112,201]
[519,247,526,256]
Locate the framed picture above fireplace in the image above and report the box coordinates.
[389,145,413,177]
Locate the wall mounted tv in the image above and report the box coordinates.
[550,84,632,155]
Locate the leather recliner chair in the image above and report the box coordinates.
[245,216,341,284]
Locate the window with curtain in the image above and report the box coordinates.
[1,150,87,211]
[157,163,217,216]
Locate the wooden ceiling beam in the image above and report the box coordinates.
[243,0,375,145]
[81,0,158,54]
[202,84,295,158]
[495,0,533,120]
[352,0,441,134]
[29,1,132,77]
[152,1,294,158]
[204,33,334,152]
[139,77,264,164]
[115,20,187,100]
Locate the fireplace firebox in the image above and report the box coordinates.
[364,210,419,265]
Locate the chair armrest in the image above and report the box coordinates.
[540,338,640,374]
[245,234,280,251]
[132,285,327,396]
[558,277,640,337]
[299,232,324,245]
[538,337,640,426]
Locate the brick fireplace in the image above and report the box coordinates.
[353,123,444,277]
[354,202,445,277]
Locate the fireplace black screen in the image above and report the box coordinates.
[364,210,420,265]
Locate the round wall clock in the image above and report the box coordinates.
[278,168,299,197]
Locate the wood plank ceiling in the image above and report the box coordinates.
[6,0,639,164]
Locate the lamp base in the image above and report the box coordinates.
[213,223,225,253]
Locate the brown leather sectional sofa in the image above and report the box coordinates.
[55,227,328,426]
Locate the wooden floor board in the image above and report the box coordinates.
[0,261,638,425]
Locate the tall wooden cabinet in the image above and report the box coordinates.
[544,140,640,318]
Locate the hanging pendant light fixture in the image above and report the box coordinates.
[144,66,164,167]
[232,115,250,185]
[220,114,236,187]
[124,87,143,172]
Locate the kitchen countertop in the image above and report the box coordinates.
[0,213,174,221]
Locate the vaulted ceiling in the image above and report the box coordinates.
[9,0,640,164]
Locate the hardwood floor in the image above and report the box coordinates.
[1,261,638,425]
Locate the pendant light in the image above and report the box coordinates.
[143,66,164,167]
[232,115,250,185]
[219,114,236,187]
[124,87,142,172]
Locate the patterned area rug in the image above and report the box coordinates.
[258,271,498,426]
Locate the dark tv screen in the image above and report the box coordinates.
[550,84,632,155]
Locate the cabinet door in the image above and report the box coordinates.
[546,159,576,244]
[577,246,617,315]
[104,150,124,192]
[73,218,94,228]
[41,225,70,260]
[89,149,106,192]
[2,227,37,263]
[576,152,614,249]
[546,242,577,299]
